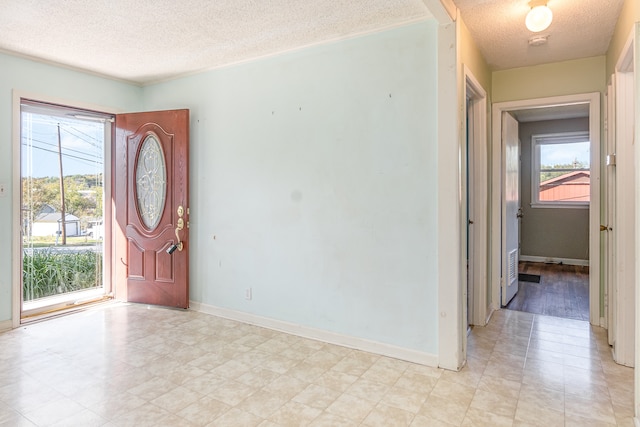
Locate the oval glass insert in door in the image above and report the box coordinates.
[135,134,167,229]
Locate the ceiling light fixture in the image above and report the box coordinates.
[525,0,553,33]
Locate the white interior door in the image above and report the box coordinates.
[502,112,520,306]
[612,35,635,367]
[606,78,617,346]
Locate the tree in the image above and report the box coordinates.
[22,174,103,233]
[540,160,588,183]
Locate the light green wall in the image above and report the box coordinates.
[0,53,142,324]
[606,0,640,78]
[142,21,441,354]
[492,56,606,103]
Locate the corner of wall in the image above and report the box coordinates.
[606,0,640,78]
[458,15,492,95]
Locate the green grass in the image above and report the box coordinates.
[25,236,102,248]
[23,250,103,301]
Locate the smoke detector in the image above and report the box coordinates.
[528,35,549,46]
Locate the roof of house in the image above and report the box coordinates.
[35,212,80,222]
[540,170,590,187]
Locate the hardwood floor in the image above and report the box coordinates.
[505,261,589,321]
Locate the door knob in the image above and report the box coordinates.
[167,206,185,254]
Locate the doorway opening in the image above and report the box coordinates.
[505,116,591,321]
[491,93,601,326]
[18,99,114,322]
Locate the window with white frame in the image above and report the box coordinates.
[531,131,590,208]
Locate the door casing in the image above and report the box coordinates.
[463,66,489,329]
[490,93,601,325]
[605,77,616,345]
[11,91,116,327]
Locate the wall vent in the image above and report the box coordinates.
[508,249,518,286]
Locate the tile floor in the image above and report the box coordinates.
[0,303,634,426]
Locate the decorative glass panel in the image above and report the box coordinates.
[136,135,166,229]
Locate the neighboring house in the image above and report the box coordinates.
[32,212,80,237]
[38,204,56,215]
[539,170,590,202]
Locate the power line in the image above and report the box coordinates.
[61,124,102,147]
[22,144,104,166]
[22,137,102,161]
[22,117,104,150]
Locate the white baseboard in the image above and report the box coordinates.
[520,255,589,267]
[0,319,12,333]
[485,305,497,325]
[599,317,607,328]
[189,301,439,368]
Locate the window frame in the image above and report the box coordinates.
[531,131,590,209]
[18,98,114,321]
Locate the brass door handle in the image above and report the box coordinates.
[167,205,185,254]
[174,218,184,250]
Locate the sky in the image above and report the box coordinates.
[540,141,590,168]
[22,112,105,178]
[22,111,590,177]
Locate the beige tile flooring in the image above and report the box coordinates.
[0,303,634,426]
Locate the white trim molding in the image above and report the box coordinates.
[491,92,601,326]
[12,90,120,328]
[463,65,489,329]
[519,255,589,267]
[530,131,591,209]
[190,301,439,367]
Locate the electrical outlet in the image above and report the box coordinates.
[0,183,6,197]
[245,288,252,300]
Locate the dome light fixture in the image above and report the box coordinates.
[525,0,553,33]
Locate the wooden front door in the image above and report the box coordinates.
[114,110,189,308]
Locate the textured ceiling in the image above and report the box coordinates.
[455,0,624,70]
[0,1,625,85]
[0,0,431,84]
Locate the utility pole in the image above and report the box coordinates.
[57,123,66,245]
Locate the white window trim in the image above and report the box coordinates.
[531,131,590,209]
